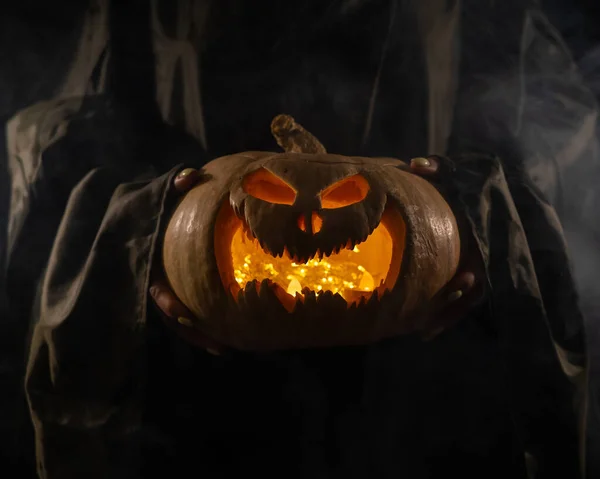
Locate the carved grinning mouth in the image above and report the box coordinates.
[214,202,405,313]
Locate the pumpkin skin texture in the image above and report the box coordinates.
[162,151,461,352]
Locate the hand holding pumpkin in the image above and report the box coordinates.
[150,167,224,356]
[408,156,485,340]
[151,116,484,351]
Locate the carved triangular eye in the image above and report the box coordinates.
[243,168,297,205]
[320,174,370,209]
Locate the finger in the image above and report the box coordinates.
[422,293,480,341]
[420,271,478,341]
[172,319,224,354]
[150,279,194,319]
[427,270,476,314]
[443,271,477,302]
[173,168,202,193]
[149,280,224,354]
[410,156,439,176]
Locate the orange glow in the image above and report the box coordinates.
[320,174,370,209]
[312,212,323,233]
[214,200,406,312]
[297,212,323,234]
[297,215,306,232]
[243,168,297,205]
[230,222,393,303]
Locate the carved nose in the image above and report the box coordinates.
[297,211,323,234]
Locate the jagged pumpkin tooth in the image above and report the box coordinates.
[271,282,297,313]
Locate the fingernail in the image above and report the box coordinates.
[411,157,431,168]
[206,348,221,356]
[149,286,157,298]
[177,317,195,327]
[447,290,463,302]
[177,168,196,179]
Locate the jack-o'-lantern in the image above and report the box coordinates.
[162,115,460,351]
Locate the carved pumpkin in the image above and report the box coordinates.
[163,115,460,351]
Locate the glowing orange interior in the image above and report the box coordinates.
[242,168,297,205]
[231,223,392,297]
[297,212,323,234]
[214,201,406,312]
[320,174,370,208]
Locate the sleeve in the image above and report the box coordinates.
[25,163,180,479]
[1,97,128,476]
[3,95,185,478]
[5,96,155,332]
[445,152,587,478]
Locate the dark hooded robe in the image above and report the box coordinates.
[2,1,595,478]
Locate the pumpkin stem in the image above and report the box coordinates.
[271,114,327,154]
